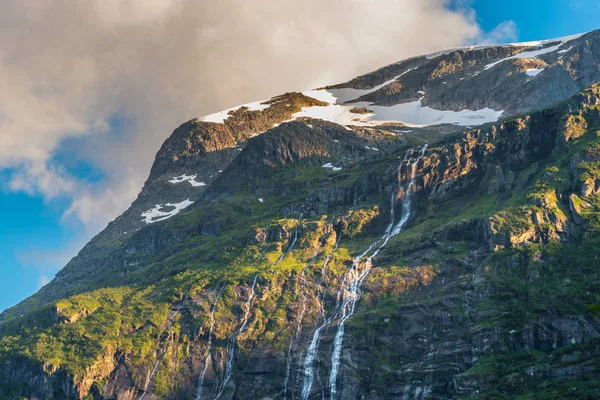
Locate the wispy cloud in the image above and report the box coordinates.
[479,20,520,44]
[37,275,51,290]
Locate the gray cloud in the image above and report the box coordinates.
[0,0,513,237]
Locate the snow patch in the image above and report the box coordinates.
[484,34,582,71]
[199,100,270,124]
[526,68,544,77]
[302,89,337,104]
[169,174,206,187]
[557,46,574,54]
[322,162,342,171]
[325,67,417,103]
[169,174,195,184]
[294,95,503,128]
[424,32,585,60]
[141,199,194,224]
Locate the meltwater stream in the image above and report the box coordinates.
[139,294,188,400]
[196,284,226,400]
[300,238,340,400]
[327,145,427,399]
[214,224,300,399]
[293,145,426,400]
[283,232,331,399]
[213,275,258,400]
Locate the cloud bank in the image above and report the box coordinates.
[0,0,517,236]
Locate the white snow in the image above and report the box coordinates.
[258,198,264,203]
[302,89,337,104]
[199,100,270,124]
[169,174,206,187]
[557,46,574,54]
[292,73,504,129]
[526,68,544,77]
[484,33,584,71]
[293,95,504,128]
[424,32,585,60]
[141,199,194,224]
[169,174,195,184]
[322,162,342,171]
[192,32,588,133]
[324,67,417,103]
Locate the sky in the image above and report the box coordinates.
[0,0,599,312]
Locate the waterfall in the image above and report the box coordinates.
[196,284,226,400]
[299,238,339,400]
[327,145,427,399]
[214,221,301,399]
[283,234,327,399]
[256,242,270,261]
[139,294,187,400]
[213,275,259,400]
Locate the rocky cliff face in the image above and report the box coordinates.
[2,32,600,400]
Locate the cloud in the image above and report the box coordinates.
[15,235,89,273]
[38,275,51,289]
[479,20,519,44]
[0,0,504,238]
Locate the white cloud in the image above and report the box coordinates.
[37,275,51,289]
[0,0,507,238]
[479,20,520,44]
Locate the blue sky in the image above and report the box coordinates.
[0,0,599,312]
[471,0,600,41]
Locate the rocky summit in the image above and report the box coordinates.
[3,31,600,400]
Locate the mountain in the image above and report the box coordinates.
[2,30,600,399]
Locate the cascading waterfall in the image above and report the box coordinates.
[213,275,259,400]
[256,242,270,261]
[139,294,188,400]
[322,145,427,400]
[300,239,340,400]
[215,222,300,399]
[283,234,328,399]
[196,285,226,400]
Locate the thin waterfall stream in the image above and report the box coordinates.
[291,145,426,400]
[328,145,427,399]
[139,294,188,400]
[196,284,226,400]
[214,222,301,399]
